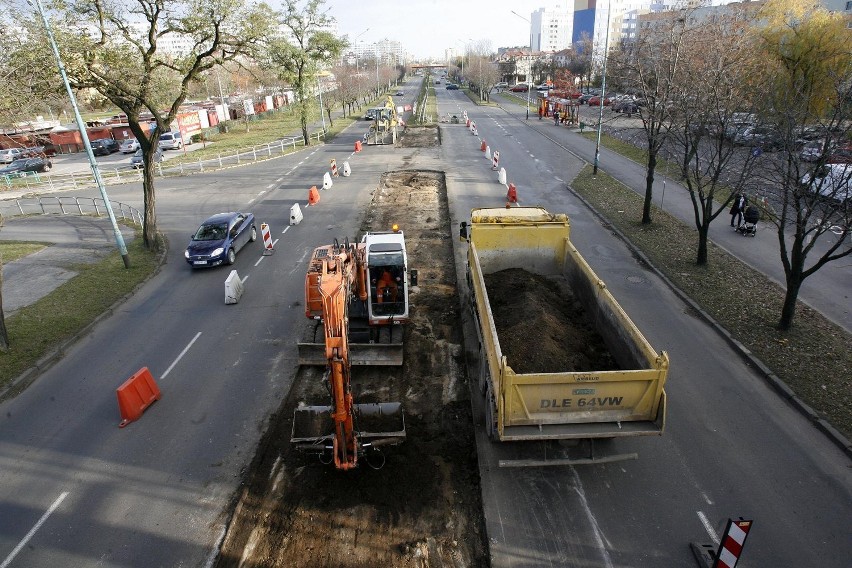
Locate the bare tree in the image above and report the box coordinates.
[609,2,699,224]
[754,0,852,330]
[267,0,345,145]
[667,5,764,265]
[43,0,275,250]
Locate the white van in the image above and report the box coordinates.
[158,131,183,150]
[801,163,851,203]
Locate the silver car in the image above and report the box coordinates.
[130,148,164,168]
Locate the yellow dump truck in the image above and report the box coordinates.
[459,207,669,462]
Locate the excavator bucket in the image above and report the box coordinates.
[297,341,403,366]
[291,402,406,448]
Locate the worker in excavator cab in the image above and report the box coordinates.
[376,269,399,303]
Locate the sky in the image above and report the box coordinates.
[325,0,548,61]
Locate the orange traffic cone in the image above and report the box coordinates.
[480,139,487,151]
[506,183,517,207]
[355,140,362,152]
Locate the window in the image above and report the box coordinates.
[846,1,851,10]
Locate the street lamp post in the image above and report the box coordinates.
[511,11,534,120]
[354,27,369,73]
[593,0,612,175]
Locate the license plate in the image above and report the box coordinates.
[193,260,207,265]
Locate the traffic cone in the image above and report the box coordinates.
[355,140,362,152]
[481,139,487,151]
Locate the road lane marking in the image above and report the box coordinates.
[697,511,720,544]
[571,468,614,568]
[281,226,290,235]
[161,332,202,379]
[1,491,69,568]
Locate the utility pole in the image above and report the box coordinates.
[593,0,612,176]
[33,0,130,268]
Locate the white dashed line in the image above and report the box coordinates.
[161,332,202,379]
[1,492,69,568]
[697,511,720,544]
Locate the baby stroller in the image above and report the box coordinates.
[736,205,760,237]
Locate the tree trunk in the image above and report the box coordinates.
[142,162,158,250]
[778,270,803,331]
[642,149,657,224]
[696,226,709,266]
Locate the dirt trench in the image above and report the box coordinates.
[216,170,488,568]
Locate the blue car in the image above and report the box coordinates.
[185,212,257,268]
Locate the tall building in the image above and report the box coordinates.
[530,2,575,52]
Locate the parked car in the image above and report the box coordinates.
[158,131,183,150]
[91,138,120,156]
[0,156,52,176]
[827,144,852,164]
[445,83,459,90]
[120,139,140,154]
[509,84,529,92]
[185,211,257,268]
[130,148,164,168]
[801,163,851,203]
[735,125,783,151]
[588,94,613,106]
[495,82,508,89]
[0,148,24,163]
[612,99,640,114]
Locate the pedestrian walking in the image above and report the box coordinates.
[730,193,747,227]
[554,110,560,125]
[538,105,543,120]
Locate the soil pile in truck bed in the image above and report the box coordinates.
[216,171,487,568]
[484,267,620,374]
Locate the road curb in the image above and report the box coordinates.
[569,187,852,460]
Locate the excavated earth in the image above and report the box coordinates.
[216,170,489,567]
[485,268,620,374]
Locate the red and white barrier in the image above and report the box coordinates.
[713,519,753,568]
[330,158,339,177]
[492,151,499,170]
[261,223,274,255]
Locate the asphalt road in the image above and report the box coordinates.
[436,87,851,567]
[1,79,849,567]
[0,119,409,566]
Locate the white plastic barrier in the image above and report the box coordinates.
[342,161,351,177]
[498,167,507,185]
[225,270,244,304]
[322,171,333,190]
[290,203,303,225]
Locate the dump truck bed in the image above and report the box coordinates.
[466,207,668,442]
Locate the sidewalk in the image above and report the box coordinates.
[494,94,852,334]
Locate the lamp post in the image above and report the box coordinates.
[593,0,611,176]
[511,10,534,120]
[354,27,369,73]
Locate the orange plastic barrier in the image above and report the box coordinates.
[354,140,362,152]
[480,140,487,151]
[506,183,518,207]
[308,185,320,206]
[117,367,161,428]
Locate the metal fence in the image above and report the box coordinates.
[0,195,143,225]
[0,132,323,196]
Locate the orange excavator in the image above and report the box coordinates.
[291,238,406,470]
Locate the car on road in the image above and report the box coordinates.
[495,82,508,89]
[0,156,53,176]
[734,125,783,151]
[120,139,140,154]
[395,90,404,96]
[91,138,120,156]
[445,83,459,90]
[158,131,183,150]
[130,148,164,168]
[0,147,25,163]
[185,211,257,268]
[509,84,529,92]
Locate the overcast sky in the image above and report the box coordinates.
[326,0,547,60]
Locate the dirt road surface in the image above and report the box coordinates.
[216,162,488,567]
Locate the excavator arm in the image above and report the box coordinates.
[292,242,406,470]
